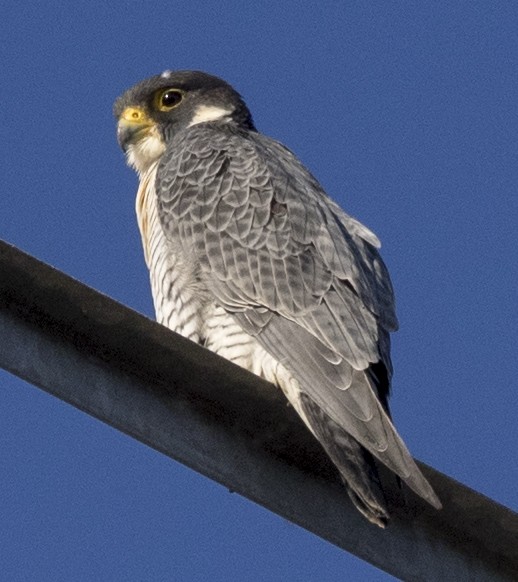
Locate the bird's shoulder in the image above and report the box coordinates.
[158,122,374,244]
[156,122,397,330]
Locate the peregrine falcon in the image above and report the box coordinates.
[114,70,441,527]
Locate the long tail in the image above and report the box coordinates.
[299,393,389,527]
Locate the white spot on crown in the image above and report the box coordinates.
[160,70,172,78]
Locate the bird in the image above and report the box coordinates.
[114,70,441,527]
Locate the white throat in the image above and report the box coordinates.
[125,127,166,176]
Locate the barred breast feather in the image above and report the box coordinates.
[135,162,204,342]
[136,161,279,378]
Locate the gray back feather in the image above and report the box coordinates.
[155,123,440,507]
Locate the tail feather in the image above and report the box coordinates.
[299,393,389,528]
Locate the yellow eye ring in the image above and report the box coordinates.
[156,88,184,111]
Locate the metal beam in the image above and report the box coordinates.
[0,239,517,581]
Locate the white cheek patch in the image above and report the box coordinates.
[126,130,166,175]
[188,105,234,127]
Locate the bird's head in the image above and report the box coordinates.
[114,70,254,174]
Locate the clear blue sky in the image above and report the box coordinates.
[1,2,517,580]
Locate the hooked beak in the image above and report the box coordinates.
[117,107,155,151]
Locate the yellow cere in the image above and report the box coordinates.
[120,107,152,125]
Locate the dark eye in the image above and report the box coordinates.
[158,89,183,111]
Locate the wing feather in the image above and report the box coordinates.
[155,124,440,508]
